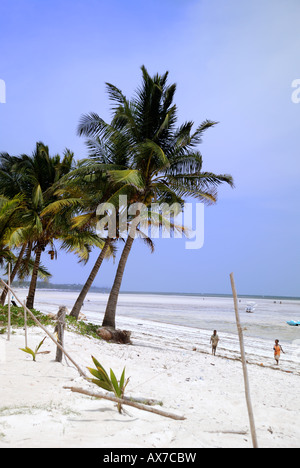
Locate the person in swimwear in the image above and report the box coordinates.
[273,339,285,365]
[210,330,220,356]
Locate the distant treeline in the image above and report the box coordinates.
[12,281,110,293]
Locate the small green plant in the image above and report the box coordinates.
[87,356,129,413]
[20,337,50,362]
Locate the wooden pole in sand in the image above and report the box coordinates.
[230,272,258,449]
[55,306,66,363]
[7,264,11,341]
[24,304,28,348]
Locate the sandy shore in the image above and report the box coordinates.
[0,315,299,448]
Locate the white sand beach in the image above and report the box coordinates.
[0,290,299,448]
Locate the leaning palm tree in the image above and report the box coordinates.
[73,113,181,322]
[78,66,234,329]
[58,166,117,320]
[59,132,137,320]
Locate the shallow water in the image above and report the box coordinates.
[15,289,300,344]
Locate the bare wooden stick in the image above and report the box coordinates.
[7,264,11,341]
[0,278,88,380]
[230,272,258,449]
[207,430,248,435]
[24,304,28,348]
[64,386,186,421]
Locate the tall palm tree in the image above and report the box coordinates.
[77,66,234,329]
[59,165,115,320]
[72,111,175,321]
[60,134,133,320]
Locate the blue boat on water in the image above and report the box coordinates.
[287,321,300,327]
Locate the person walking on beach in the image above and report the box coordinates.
[210,330,219,356]
[273,339,285,365]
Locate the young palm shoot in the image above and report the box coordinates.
[20,336,50,362]
[87,356,129,413]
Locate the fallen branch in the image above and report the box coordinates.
[64,386,186,421]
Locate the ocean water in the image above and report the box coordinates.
[14,289,300,344]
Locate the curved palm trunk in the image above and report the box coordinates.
[0,243,27,305]
[102,208,141,329]
[26,244,43,309]
[70,239,111,320]
[102,235,135,329]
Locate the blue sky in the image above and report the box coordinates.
[0,0,299,296]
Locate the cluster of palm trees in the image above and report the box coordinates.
[0,66,234,330]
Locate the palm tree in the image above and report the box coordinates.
[71,112,171,321]
[77,66,234,329]
[0,244,52,305]
[0,143,101,309]
[0,195,25,267]
[60,136,132,320]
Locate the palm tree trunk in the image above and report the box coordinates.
[70,239,111,320]
[102,234,135,329]
[26,244,43,309]
[102,207,141,329]
[0,243,27,305]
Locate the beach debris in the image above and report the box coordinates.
[96,326,132,345]
[64,386,186,420]
[87,356,129,413]
[97,327,113,341]
[19,336,50,362]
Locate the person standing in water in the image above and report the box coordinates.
[210,330,220,356]
[273,339,285,365]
